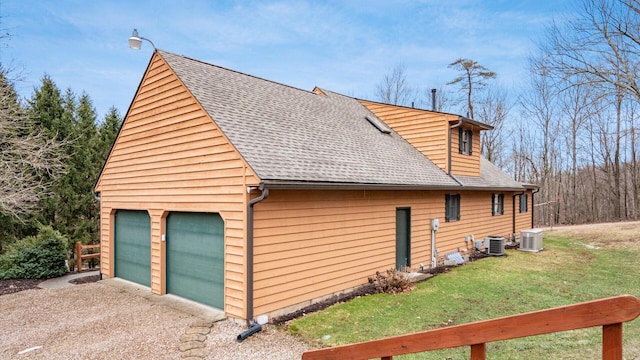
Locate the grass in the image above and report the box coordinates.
[288,222,640,359]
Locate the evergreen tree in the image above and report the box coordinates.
[97,107,122,162]
[27,76,72,226]
[64,93,100,246]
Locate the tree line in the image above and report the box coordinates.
[375,0,639,226]
[0,69,122,257]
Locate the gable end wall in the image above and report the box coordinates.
[95,53,259,320]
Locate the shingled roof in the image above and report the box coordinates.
[159,50,523,190]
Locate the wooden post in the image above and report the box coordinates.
[76,241,82,272]
[470,343,486,360]
[602,323,623,360]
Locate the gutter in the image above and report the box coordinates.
[244,183,269,330]
[448,117,463,177]
[260,180,462,191]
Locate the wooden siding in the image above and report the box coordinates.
[515,190,534,232]
[252,188,532,317]
[450,126,481,177]
[95,53,259,320]
[359,100,452,172]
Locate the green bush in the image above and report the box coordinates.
[0,226,68,279]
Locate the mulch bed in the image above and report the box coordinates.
[0,278,42,296]
[0,272,101,296]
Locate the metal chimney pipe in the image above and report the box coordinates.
[431,89,437,111]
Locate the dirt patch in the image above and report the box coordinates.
[0,278,42,296]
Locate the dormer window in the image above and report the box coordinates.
[459,128,473,155]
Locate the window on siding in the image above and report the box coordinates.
[519,194,528,213]
[492,193,504,216]
[445,194,461,222]
[459,128,473,155]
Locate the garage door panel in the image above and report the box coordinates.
[167,212,224,309]
[114,210,151,287]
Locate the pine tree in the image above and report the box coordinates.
[27,76,72,226]
[97,107,122,163]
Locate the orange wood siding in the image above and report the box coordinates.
[251,189,527,318]
[515,190,534,232]
[451,127,481,176]
[359,100,452,172]
[95,53,259,320]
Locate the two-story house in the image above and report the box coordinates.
[94,50,536,323]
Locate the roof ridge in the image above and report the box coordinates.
[158,50,318,96]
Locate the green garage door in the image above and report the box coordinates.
[114,210,151,287]
[166,212,224,309]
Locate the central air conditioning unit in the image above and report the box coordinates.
[485,236,505,256]
[519,229,544,252]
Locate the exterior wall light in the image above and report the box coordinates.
[128,28,155,50]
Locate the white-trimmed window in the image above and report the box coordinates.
[459,128,473,155]
[445,194,461,222]
[492,193,504,216]
[519,194,528,213]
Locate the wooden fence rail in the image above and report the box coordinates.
[75,242,100,272]
[301,295,640,360]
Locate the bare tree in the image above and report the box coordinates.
[447,58,496,119]
[375,64,415,106]
[545,0,640,102]
[520,55,562,225]
[0,69,64,219]
[476,86,510,166]
[558,81,598,222]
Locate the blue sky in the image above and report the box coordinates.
[1,0,567,120]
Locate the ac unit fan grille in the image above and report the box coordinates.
[486,237,505,256]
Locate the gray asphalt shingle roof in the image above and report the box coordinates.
[159,50,522,190]
[456,157,526,190]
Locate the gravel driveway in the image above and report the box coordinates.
[0,282,309,359]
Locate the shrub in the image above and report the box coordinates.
[368,269,414,294]
[0,226,68,279]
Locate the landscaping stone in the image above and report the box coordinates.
[180,333,207,342]
[179,341,205,352]
[181,347,209,358]
[191,320,214,328]
[186,326,211,335]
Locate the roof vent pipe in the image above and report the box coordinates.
[431,89,437,111]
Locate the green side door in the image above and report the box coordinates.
[166,212,224,309]
[114,210,151,287]
[396,208,411,270]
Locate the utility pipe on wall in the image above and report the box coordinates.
[245,184,269,326]
[532,187,540,228]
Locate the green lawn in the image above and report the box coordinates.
[289,227,640,359]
